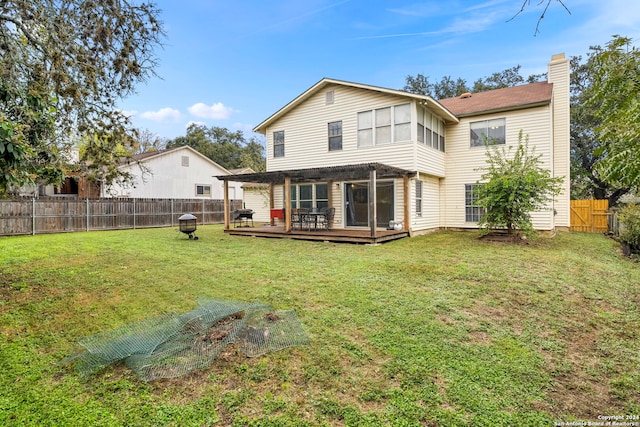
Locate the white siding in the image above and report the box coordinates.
[265,84,447,177]
[416,145,446,177]
[441,106,555,230]
[106,147,243,200]
[410,175,441,233]
[331,183,345,228]
[243,186,271,224]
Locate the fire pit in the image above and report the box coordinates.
[178,213,199,240]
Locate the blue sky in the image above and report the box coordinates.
[119,0,640,141]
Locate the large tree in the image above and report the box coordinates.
[588,35,640,191]
[167,124,266,172]
[402,66,545,99]
[0,0,164,195]
[570,50,629,205]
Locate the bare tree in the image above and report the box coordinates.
[509,0,572,35]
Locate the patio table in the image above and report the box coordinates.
[306,211,327,231]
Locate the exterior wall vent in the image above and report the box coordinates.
[326,90,335,105]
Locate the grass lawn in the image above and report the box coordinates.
[1,226,639,426]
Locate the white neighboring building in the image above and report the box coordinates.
[105,145,243,201]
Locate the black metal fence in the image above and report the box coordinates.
[0,197,242,236]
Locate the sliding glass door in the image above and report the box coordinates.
[345,181,394,227]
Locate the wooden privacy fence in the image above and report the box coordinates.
[570,199,610,233]
[0,198,242,236]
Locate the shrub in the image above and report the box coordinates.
[617,202,640,255]
[476,131,564,237]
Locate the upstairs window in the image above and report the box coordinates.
[273,130,285,157]
[358,103,412,147]
[357,111,373,147]
[417,106,445,152]
[436,120,445,152]
[470,118,505,147]
[394,103,411,142]
[375,107,391,144]
[328,121,342,151]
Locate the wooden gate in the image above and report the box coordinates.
[570,199,609,232]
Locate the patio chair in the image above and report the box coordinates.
[299,208,312,231]
[319,207,335,230]
[292,208,310,230]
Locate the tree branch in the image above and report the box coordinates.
[0,13,47,53]
[507,0,572,36]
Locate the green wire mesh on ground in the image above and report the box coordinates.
[62,298,310,381]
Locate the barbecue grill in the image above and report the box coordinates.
[233,209,254,228]
[178,213,199,240]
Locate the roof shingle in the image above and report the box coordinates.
[438,81,553,117]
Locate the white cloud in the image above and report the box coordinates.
[583,0,640,39]
[438,14,498,35]
[463,0,511,13]
[139,107,182,122]
[387,3,441,17]
[353,13,497,40]
[188,102,237,120]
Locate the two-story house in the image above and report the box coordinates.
[219,53,569,241]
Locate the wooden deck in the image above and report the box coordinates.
[224,224,409,244]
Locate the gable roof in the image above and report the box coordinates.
[121,145,232,175]
[253,78,459,134]
[228,167,255,175]
[438,81,553,118]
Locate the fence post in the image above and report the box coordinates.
[32,198,36,235]
[86,198,89,232]
[171,199,174,227]
[133,198,136,229]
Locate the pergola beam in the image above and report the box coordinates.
[216,162,417,233]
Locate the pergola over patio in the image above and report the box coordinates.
[216,162,416,238]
